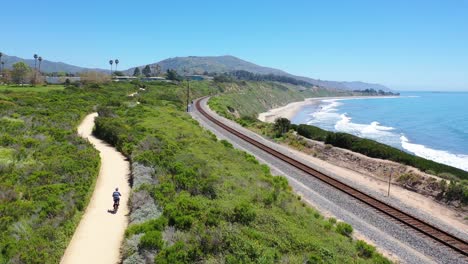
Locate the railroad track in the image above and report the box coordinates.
[195,97,468,258]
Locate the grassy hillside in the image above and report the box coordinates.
[93,81,390,263]
[209,81,351,118]
[0,84,133,263]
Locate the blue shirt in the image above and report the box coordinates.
[112,191,121,199]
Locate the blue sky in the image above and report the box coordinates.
[2,0,467,90]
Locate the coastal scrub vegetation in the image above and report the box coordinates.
[91,82,390,263]
[0,83,136,263]
[0,78,390,263]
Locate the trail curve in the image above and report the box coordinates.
[61,113,130,264]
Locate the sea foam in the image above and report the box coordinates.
[400,136,468,171]
[305,98,468,172]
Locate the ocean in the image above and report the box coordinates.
[291,92,468,172]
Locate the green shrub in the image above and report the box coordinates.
[355,240,376,258]
[125,217,167,237]
[336,222,353,237]
[154,241,190,263]
[296,124,329,141]
[324,222,333,230]
[244,153,259,164]
[220,139,233,148]
[139,230,163,250]
[232,202,256,224]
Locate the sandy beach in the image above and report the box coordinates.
[257,98,322,122]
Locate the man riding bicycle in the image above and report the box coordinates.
[112,188,121,209]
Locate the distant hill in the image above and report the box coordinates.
[0,54,108,73]
[125,55,390,91]
[0,53,390,91]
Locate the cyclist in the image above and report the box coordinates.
[112,188,121,209]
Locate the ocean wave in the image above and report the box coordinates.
[400,136,468,171]
[333,114,399,145]
[303,96,468,172]
[306,100,342,125]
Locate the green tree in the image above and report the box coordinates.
[11,62,31,84]
[166,69,181,81]
[274,118,291,136]
[0,52,3,73]
[133,67,141,77]
[155,64,161,75]
[113,71,124,76]
[142,65,151,77]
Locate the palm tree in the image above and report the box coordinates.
[109,60,114,76]
[38,57,43,75]
[33,54,38,70]
[115,59,119,73]
[33,54,38,84]
[0,52,3,74]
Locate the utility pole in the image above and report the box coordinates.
[183,67,190,112]
[186,78,190,112]
[387,168,393,197]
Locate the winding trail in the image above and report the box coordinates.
[61,113,130,264]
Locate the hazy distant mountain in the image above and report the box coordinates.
[0,54,108,73]
[125,55,390,91]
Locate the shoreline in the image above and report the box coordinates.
[258,95,468,172]
[257,95,399,123]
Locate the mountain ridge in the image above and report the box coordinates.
[0,54,108,73]
[125,55,391,91]
[1,53,390,91]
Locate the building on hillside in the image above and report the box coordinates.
[140,77,166,82]
[113,76,137,82]
[114,76,168,82]
[185,75,214,81]
[46,76,81,84]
